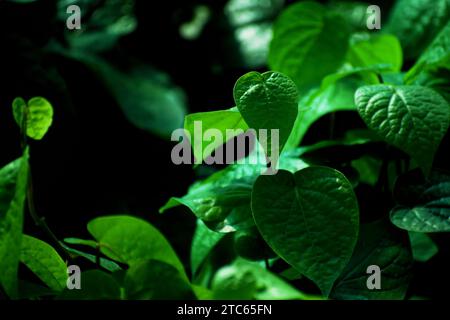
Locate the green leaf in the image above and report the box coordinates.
[390,170,450,232]
[191,219,225,276]
[184,108,248,163]
[409,232,438,262]
[87,215,185,276]
[20,235,68,292]
[63,237,97,248]
[405,21,450,83]
[355,85,450,175]
[385,0,450,59]
[331,220,413,300]
[251,167,359,296]
[268,1,351,90]
[58,270,121,300]
[0,154,29,298]
[346,33,403,72]
[233,71,298,159]
[12,97,54,140]
[285,77,360,149]
[124,260,195,300]
[160,153,308,232]
[212,259,317,300]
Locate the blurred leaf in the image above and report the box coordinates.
[391,170,450,232]
[409,232,438,262]
[184,108,248,163]
[124,260,195,300]
[0,155,29,298]
[405,22,450,83]
[63,237,97,248]
[413,68,450,103]
[328,1,369,32]
[12,97,54,140]
[269,1,351,90]
[331,220,413,300]
[212,259,317,300]
[87,215,185,277]
[20,235,68,292]
[58,270,121,300]
[191,219,225,276]
[386,0,450,59]
[252,167,359,297]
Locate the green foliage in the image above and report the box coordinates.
[251,167,359,296]
[12,97,54,140]
[409,232,439,262]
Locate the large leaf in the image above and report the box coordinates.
[212,259,317,300]
[355,85,450,175]
[405,21,450,83]
[190,219,225,276]
[233,71,298,159]
[184,108,248,163]
[331,220,413,300]
[0,155,29,298]
[160,152,308,232]
[268,1,351,90]
[251,167,359,296]
[20,235,68,292]
[390,170,450,232]
[124,260,195,300]
[87,215,185,275]
[12,97,54,140]
[386,0,450,59]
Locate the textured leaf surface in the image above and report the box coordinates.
[251,167,359,296]
[355,85,450,174]
[12,97,53,140]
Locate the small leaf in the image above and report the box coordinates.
[409,232,438,262]
[390,170,450,232]
[268,1,351,89]
[12,97,54,140]
[0,154,29,298]
[355,85,450,175]
[234,71,298,159]
[331,220,413,300]
[20,235,68,292]
[87,215,185,276]
[212,259,317,300]
[251,167,359,296]
[124,260,195,300]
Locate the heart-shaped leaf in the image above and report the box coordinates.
[12,97,54,140]
[251,167,359,296]
[233,71,298,162]
[390,170,450,232]
[355,85,450,175]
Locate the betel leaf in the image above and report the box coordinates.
[385,0,450,59]
[355,85,450,175]
[20,235,68,292]
[184,108,248,163]
[268,1,351,90]
[409,232,438,262]
[251,167,359,296]
[124,260,195,300]
[191,219,225,276]
[285,77,361,149]
[0,155,29,298]
[58,270,121,300]
[12,97,54,140]
[87,215,185,276]
[346,33,403,72]
[405,21,450,84]
[212,259,317,300]
[160,152,308,233]
[390,170,450,232]
[233,71,298,160]
[331,220,413,300]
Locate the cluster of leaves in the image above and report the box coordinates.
[1,0,449,300]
